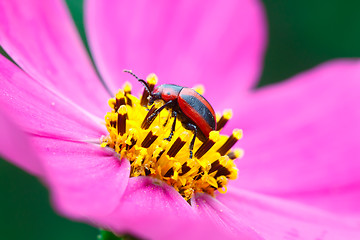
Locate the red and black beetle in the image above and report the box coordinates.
[125,70,217,159]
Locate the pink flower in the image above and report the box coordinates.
[1,0,359,239]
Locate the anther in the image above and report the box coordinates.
[167,132,190,158]
[140,74,157,106]
[193,85,205,95]
[125,128,138,150]
[194,169,203,180]
[110,120,116,128]
[107,112,117,128]
[217,129,242,155]
[209,160,221,174]
[209,156,232,178]
[141,126,160,148]
[194,131,220,159]
[217,176,228,186]
[117,105,128,135]
[216,109,232,131]
[179,162,191,176]
[115,90,126,112]
[227,149,243,160]
[123,82,133,106]
[155,149,165,161]
[214,165,231,178]
[108,98,116,109]
[217,176,228,193]
[164,168,174,177]
[144,168,151,176]
[141,105,157,129]
[123,82,132,95]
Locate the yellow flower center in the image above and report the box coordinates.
[101,74,242,201]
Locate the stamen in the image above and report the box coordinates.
[123,82,133,106]
[193,85,205,95]
[140,74,157,106]
[179,162,191,176]
[216,109,232,131]
[141,101,163,129]
[123,82,132,95]
[141,126,160,148]
[125,128,138,150]
[217,129,243,155]
[214,165,231,178]
[227,149,244,160]
[115,90,126,112]
[164,168,174,177]
[117,105,127,135]
[194,131,220,159]
[141,105,156,129]
[209,159,221,174]
[167,132,190,158]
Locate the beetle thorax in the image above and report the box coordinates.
[155,84,183,102]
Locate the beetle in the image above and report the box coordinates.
[124,70,217,159]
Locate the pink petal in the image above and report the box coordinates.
[99,177,196,239]
[218,189,360,240]
[231,60,360,214]
[0,0,110,116]
[192,194,264,239]
[0,55,106,141]
[85,0,266,106]
[0,110,43,176]
[32,135,130,219]
[280,183,360,217]
[99,177,240,240]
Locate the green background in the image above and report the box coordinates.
[1,0,360,239]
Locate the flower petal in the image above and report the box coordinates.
[0,110,43,176]
[32,135,130,219]
[280,183,360,217]
[85,0,266,103]
[231,60,360,214]
[0,55,106,141]
[218,189,360,240]
[192,194,264,239]
[99,177,196,239]
[98,177,239,240]
[0,0,110,116]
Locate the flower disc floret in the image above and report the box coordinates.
[101,74,242,201]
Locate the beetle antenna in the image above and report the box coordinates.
[124,70,152,94]
[138,79,152,95]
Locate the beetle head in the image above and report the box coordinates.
[124,70,159,105]
[148,86,163,105]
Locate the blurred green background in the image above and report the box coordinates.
[1,0,360,239]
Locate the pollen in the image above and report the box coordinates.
[101,74,242,201]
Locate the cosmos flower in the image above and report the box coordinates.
[1,0,360,239]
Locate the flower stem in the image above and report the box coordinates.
[98,230,139,240]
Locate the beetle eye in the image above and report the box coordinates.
[147,96,154,105]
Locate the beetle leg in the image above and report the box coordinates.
[148,100,174,122]
[164,111,177,141]
[184,122,197,159]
